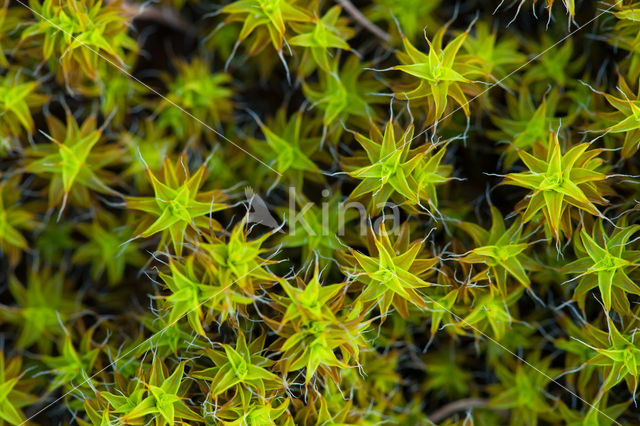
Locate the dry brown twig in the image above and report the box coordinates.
[334,0,391,42]
[428,398,489,423]
[106,0,194,34]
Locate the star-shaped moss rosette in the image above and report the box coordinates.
[580,318,640,397]
[97,379,149,424]
[261,264,367,385]
[2,268,80,353]
[42,333,100,393]
[221,0,313,54]
[24,113,122,212]
[33,217,74,264]
[366,0,441,42]
[610,3,640,82]
[502,133,612,240]
[0,353,38,426]
[564,220,640,313]
[92,68,148,128]
[461,21,526,85]
[522,35,584,91]
[153,227,278,328]
[557,399,628,426]
[158,256,225,335]
[20,0,137,88]
[134,314,208,359]
[155,58,233,141]
[248,109,323,189]
[339,222,438,319]
[461,287,523,340]
[125,155,227,256]
[458,206,538,295]
[488,89,565,167]
[72,211,145,286]
[303,55,384,137]
[341,120,451,214]
[289,5,353,74]
[0,71,47,150]
[598,75,640,158]
[190,331,280,398]
[423,351,471,398]
[391,26,478,123]
[488,355,560,425]
[276,264,346,326]
[196,217,281,293]
[265,295,370,385]
[106,359,203,426]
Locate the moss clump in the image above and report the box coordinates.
[2,0,640,424]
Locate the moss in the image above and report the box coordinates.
[1,0,640,425]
